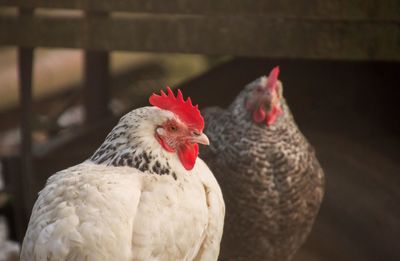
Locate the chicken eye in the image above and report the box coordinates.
[169,125,178,132]
[191,130,201,136]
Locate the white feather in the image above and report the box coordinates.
[21,106,225,261]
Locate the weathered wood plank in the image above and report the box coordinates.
[0,0,399,21]
[0,14,399,61]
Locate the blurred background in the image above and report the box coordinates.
[0,1,399,261]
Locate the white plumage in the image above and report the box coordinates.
[21,105,225,261]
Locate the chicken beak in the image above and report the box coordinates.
[190,133,210,146]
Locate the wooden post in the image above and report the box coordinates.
[83,12,111,125]
[83,50,111,124]
[17,7,36,240]
[2,157,25,241]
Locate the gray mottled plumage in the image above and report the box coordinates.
[200,76,325,261]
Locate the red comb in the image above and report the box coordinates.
[266,66,280,91]
[149,86,204,131]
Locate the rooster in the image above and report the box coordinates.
[201,67,325,261]
[21,87,225,261]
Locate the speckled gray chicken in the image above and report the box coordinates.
[201,67,325,261]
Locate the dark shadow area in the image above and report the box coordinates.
[180,58,400,261]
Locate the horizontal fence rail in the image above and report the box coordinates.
[0,0,399,21]
[0,13,399,60]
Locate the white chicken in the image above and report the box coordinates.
[21,87,225,261]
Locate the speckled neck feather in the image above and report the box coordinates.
[89,107,179,180]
